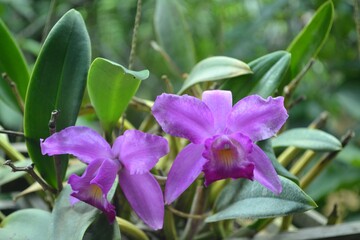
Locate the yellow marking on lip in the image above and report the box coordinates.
[217,148,235,167]
[89,184,103,200]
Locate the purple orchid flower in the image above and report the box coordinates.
[40,126,168,230]
[152,90,288,204]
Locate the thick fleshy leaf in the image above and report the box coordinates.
[84,213,121,240]
[50,183,118,239]
[221,51,290,101]
[249,53,290,98]
[112,130,168,174]
[206,176,317,222]
[24,9,91,188]
[41,126,112,164]
[0,19,29,112]
[179,57,252,93]
[118,171,164,230]
[154,0,196,75]
[88,58,148,132]
[257,140,299,184]
[286,1,334,81]
[0,209,51,239]
[69,158,119,223]
[165,143,207,204]
[227,95,288,142]
[202,90,233,133]
[152,93,214,144]
[272,128,342,151]
[249,144,282,194]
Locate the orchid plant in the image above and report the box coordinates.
[0,1,354,240]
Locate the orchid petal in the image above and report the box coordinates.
[202,90,233,133]
[152,93,214,144]
[202,134,254,186]
[165,143,207,204]
[118,171,164,230]
[41,126,112,164]
[68,158,119,223]
[249,144,282,194]
[112,130,169,174]
[227,95,288,142]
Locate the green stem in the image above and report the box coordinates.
[163,209,178,240]
[128,0,142,70]
[116,217,149,240]
[0,137,26,161]
[42,0,57,42]
[181,185,207,240]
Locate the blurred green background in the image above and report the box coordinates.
[0,0,359,222]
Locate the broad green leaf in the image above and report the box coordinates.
[24,9,91,188]
[0,209,51,239]
[85,214,121,240]
[286,1,334,80]
[206,176,317,222]
[178,56,252,94]
[50,183,119,239]
[248,52,290,97]
[258,140,299,184]
[0,18,29,112]
[0,99,22,130]
[87,58,148,132]
[154,0,196,75]
[272,128,342,151]
[221,51,291,101]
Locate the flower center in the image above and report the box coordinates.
[89,184,103,200]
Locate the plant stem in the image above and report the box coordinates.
[164,209,178,240]
[116,217,149,240]
[128,0,142,70]
[42,0,57,42]
[181,185,207,240]
[300,130,355,189]
[4,160,57,194]
[1,73,24,113]
[48,110,62,192]
[0,129,24,137]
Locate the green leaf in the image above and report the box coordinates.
[24,9,91,188]
[50,183,119,239]
[258,140,299,184]
[206,176,317,222]
[87,58,148,132]
[178,56,252,94]
[0,209,51,239]
[286,1,334,80]
[154,0,196,75]
[0,18,29,112]
[85,214,121,240]
[221,51,291,101]
[272,128,342,151]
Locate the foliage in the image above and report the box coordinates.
[0,0,359,239]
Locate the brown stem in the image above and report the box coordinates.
[0,129,24,137]
[48,110,63,192]
[2,73,25,113]
[4,160,57,194]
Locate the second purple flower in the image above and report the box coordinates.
[152,90,288,204]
